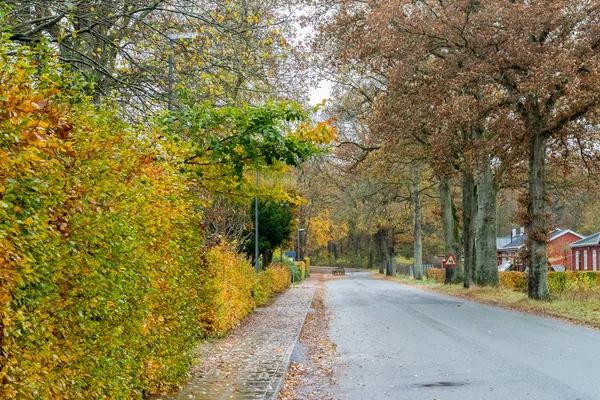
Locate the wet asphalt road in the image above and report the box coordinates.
[326,271,600,400]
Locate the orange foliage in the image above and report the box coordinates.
[426,268,446,283]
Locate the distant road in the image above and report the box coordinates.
[326,271,600,400]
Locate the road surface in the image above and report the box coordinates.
[326,271,600,400]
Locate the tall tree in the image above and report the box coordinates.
[247,200,296,269]
[439,175,461,282]
[319,0,600,298]
[6,0,307,113]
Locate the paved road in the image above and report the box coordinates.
[327,271,600,400]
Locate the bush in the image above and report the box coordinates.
[548,271,600,301]
[0,39,293,399]
[295,261,307,283]
[304,257,311,278]
[197,245,257,337]
[498,271,600,300]
[426,268,445,283]
[253,265,292,307]
[499,272,528,292]
[271,256,303,283]
[0,40,208,398]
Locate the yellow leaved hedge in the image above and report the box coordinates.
[295,261,307,281]
[0,39,291,399]
[304,257,311,276]
[499,271,528,292]
[499,271,600,300]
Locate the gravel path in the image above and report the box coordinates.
[152,283,315,400]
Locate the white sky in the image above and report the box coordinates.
[308,80,332,106]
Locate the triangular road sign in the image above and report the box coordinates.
[444,253,459,267]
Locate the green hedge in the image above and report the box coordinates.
[295,261,307,282]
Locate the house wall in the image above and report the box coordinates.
[497,249,519,266]
[496,232,582,268]
[549,232,582,268]
[570,246,600,271]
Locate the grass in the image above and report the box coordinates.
[386,274,600,329]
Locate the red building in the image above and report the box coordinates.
[497,229,583,270]
[569,232,600,271]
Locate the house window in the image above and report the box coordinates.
[584,250,588,270]
[576,251,580,270]
[594,250,597,272]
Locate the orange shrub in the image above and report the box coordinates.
[426,268,446,283]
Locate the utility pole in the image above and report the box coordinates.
[166,33,197,111]
[167,40,174,111]
[255,172,259,273]
[297,228,305,261]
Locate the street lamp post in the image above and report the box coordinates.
[166,33,197,111]
[254,172,259,273]
[297,228,305,261]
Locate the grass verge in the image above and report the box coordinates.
[381,274,600,330]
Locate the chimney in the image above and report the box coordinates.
[512,228,517,238]
[520,227,525,236]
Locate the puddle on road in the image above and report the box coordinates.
[419,381,467,388]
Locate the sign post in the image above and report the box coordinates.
[443,253,459,268]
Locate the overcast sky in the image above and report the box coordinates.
[308,80,332,106]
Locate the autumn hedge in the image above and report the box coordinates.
[0,38,291,399]
[498,271,528,292]
[426,268,446,283]
[499,271,600,300]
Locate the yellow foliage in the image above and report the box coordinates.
[304,257,311,275]
[499,272,528,292]
[308,210,348,251]
[0,40,293,399]
[197,245,257,336]
[500,271,600,300]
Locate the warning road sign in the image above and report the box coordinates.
[443,253,459,267]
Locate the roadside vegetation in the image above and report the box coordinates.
[0,1,333,398]
[390,271,600,329]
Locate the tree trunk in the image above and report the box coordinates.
[439,175,462,283]
[368,238,374,269]
[527,133,550,300]
[381,231,393,276]
[462,173,477,289]
[261,249,271,270]
[386,242,396,276]
[376,227,395,275]
[413,168,423,280]
[474,154,499,286]
[375,231,385,274]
